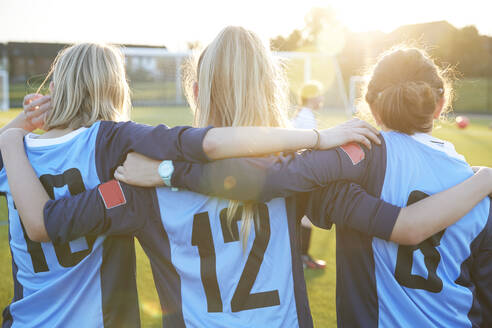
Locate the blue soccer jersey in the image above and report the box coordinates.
[180,133,492,327]
[0,120,211,328]
[40,162,401,327]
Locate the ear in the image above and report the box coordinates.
[193,82,199,103]
[433,96,445,119]
[49,81,54,93]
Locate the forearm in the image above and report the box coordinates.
[0,135,50,241]
[44,182,150,244]
[304,182,401,239]
[172,158,270,200]
[203,127,317,160]
[391,169,492,244]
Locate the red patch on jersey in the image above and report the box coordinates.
[340,143,365,165]
[98,180,127,209]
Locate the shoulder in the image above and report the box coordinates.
[97,120,152,136]
[338,134,387,168]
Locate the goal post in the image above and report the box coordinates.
[349,76,367,115]
[121,48,350,113]
[122,47,188,107]
[0,70,8,111]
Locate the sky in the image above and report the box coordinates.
[1,0,491,50]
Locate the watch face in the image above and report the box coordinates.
[160,161,174,177]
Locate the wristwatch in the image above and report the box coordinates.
[158,160,174,187]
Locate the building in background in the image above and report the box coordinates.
[0,42,167,107]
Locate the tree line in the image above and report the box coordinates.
[270,8,492,80]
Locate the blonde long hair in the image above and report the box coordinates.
[40,43,131,130]
[184,26,290,248]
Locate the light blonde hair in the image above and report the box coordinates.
[364,46,453,134]
[183,26,290,248]
[40,43,131,130]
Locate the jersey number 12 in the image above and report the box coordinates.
[192,203,280,312]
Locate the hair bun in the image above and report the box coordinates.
[364,47,450,134]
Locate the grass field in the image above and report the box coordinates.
[1,107,492,327]
[8,77,492,112]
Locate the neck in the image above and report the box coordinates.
[39,127,76,139]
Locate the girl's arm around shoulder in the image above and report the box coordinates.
[303,168,492,246]
[96,121,212,180]
[0,127,155,243]
[44,181,157,244]
[302,182,400,240]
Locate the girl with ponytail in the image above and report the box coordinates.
[5,37,492,326]
[142,46,492,326]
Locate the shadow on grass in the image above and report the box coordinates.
[304,268,326,282]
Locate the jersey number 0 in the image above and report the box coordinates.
[394,190,445,293]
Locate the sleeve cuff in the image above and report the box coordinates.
[372,202,401,240]
[181,126,214,162]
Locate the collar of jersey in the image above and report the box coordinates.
[25,127,88,148]
[410,132,466,162]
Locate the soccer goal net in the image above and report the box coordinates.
[123,48,187,107]
[0,70,8,111]
[123,49,350,113]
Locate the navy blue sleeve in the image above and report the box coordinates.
[0,152,3,171]
[44,182,157,244]
[473,211,492,326]
[95,121,212,181]
[172,157,271,201]
[302,182,401,240]
[172,144,372,203]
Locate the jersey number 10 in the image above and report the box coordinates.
[20,168,96,273]
[192,203,280,312]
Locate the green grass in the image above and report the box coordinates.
[453,78,492,113]
[1,107,492,327]
[9,77,492,112]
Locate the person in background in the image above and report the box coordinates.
[291,80,326,269]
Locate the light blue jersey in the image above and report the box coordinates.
[156,188,299,328]
[373,132,490,327]
[0,125,110,327]
[0,120,212,328]
[209,131,492,327]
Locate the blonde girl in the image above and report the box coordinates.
[163,46,492,327]
[10,31,492,328]
[0,39,381,328]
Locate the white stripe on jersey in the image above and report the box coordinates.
[25,127,88,147]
